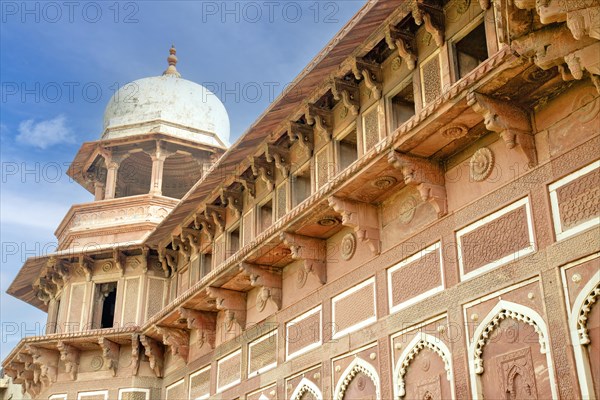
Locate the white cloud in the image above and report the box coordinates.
[16,115,75,149]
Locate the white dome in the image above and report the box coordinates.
[102,75,230,147]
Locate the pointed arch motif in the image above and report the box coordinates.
[569,270,600,399]
[572,278,600,345]
[290,378,323,400]
[393,333,453,399]
[471,300,547,374]
[333,357,380,400]
[467,299,557,400]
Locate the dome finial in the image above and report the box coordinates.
[163,44,181,78]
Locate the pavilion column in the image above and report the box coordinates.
[94,181,106,201]
[150,141,171,196]
[104,159,121,200]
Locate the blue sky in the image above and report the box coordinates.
[0,0,366,360]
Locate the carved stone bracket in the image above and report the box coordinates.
[158,248,178,277]
[131,333,142,376]
[194,212,216,242]
[33,275,57,305]
[249,156,275,190]
[172,235,191,263]
[388,151,448,217]
[156,326,189,363]
[280,232,327,284]
[239,262,283,311]
[182,227,202,254]
[57,341,80,381]
[206,287,247,331]
[98,337,120,376]
[413,1,445,47]
[385,25,418,70]
[467,92,537,167]
[11,358,40,398]
[220,188,243,218]
[237,172,257,199]
[26,344,59,385]
[178,308,217,349]
[351,57,383,100]
[328,196,381,255]
[512,24,598,78]
[78,255,94,281]
[204,205,225,234]
[332,78,360,116]
[17,353,40,396]
[141,247,149,273]
[140,335,164,378]
[287,122,315,158]
[264,143,291,177]
[305,103,333,142]
[112,249,126,276]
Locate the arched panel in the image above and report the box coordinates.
[290,378,323,400]
[393,333,453,399]
[468,300,557,400]
[333,358,380,400]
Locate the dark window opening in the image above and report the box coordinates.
[338,129,358,172]
[455,22,489,79]
[259,199,273,232]
[292,167,312,208]
[93,282,117,329]
[228,227,240,258]
[390,83,416,132]
[201,252,213,278]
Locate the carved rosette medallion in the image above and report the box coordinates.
[469,147,495,182]
[398,196,418,224]
[372,176,397,190]
[340,106,349,119]
[573,92,599,124]
[341,233,357,261]
[442,124,468,140]
[296,268,308,289]
[392,57,402,71]
[101,261,113,273]
[90,355,104,371]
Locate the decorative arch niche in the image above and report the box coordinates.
[467,300,558,400]
[115,151,153,198]
[161,152,204,199]
[393,332,454,400]
[333,357,380,400]
[569,273,600,399]
[290,378,323,400]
